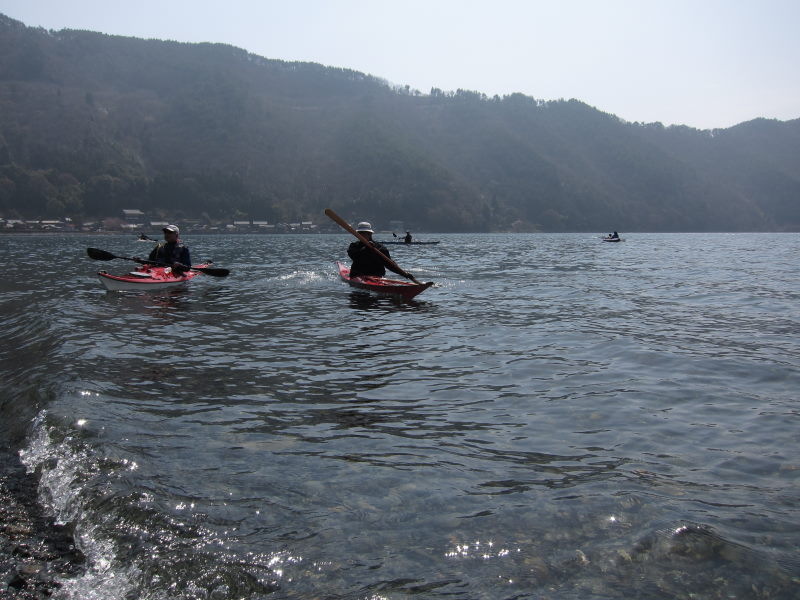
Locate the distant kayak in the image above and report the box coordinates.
[97,264,206,291]
[381,241,440,245]
[601,236,625,242]
[336,262,433,300]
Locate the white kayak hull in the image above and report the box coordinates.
[97,275,190,291]
[96,265,202,291]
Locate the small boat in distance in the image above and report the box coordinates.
[601,231,625,242]
[336,262,433,300]
[380,240,440,245]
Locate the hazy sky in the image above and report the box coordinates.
[1,0,798,129]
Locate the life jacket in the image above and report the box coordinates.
[151,242,188,265]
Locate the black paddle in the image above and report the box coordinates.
[86,247,230,277]
[324,209,429,285]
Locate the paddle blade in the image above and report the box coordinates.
[87,247,116,261]
[195,266,229,277]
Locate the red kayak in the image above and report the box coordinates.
[336,262,433,300]
[97,264,207,291]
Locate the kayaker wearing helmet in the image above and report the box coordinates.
[148,224,191,274]
[347,221,409,279]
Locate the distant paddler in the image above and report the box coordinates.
[601,230,624,242]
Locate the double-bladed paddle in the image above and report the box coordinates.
[324,208,428,285]
[86,247,230,277]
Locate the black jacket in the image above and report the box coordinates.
[347,240,403,278]
[149,242,191,267]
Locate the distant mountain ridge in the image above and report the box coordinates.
[1,13,798,231]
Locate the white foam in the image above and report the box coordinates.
[19,411,138,600]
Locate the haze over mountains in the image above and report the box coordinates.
[1,13,798,232]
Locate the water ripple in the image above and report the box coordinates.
[1,233,799,599]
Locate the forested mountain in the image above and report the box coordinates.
[1,13,798,231]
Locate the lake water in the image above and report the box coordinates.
[1,232,798,599]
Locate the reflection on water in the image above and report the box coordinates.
[99,286,194,313]
[346,290,432,312]
[1,233,799,599]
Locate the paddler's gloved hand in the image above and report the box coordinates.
[172,262,188,274]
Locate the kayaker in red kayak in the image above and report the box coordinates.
[144,224,191,274]
[347,221,411,279]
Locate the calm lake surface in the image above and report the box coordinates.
[1,232,798,599]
